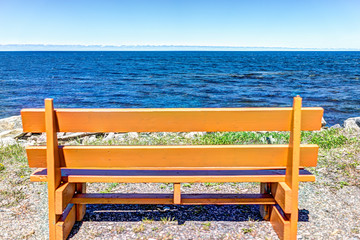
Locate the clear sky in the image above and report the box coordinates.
[1,0,360,48]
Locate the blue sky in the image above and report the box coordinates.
[1,0,360,48]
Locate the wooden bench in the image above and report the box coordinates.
[21,96,323,240]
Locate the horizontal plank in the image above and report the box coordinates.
[70,193,276,205]
[26,144,318,169]
[21,107,323,133]
[30,168,316,183]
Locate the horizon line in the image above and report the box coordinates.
[0,44,359,51]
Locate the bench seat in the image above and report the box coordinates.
[30,168,315,183]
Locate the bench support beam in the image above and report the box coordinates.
[55,182,76,215]
[285,96,302,239]
[173,183,181,204]
[76,183,87,221]
[45,99,62,240]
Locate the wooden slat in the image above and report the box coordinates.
[55,204,76,240]
[70,193,275,205]
[181,193,275,205]
[21,107,324,133]
[270,205,290,240]
[271,182,292,214]
[71,193,173,205]
[26,144,318,169]
[173,183,181,204]
[29,168,316,183]
[55,182,76,215]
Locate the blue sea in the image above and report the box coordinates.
[0,51,359,125]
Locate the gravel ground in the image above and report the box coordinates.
[1,181,359,240]
[1,128,359,239]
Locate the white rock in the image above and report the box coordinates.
[0,137,17,146]
[104,132,115,141]
[88,135,97,143]
[184,132,206,138]
[128,132,139,139]
[344,117,360,130]
[0,128,23,138]
[330,124,342,129]
[37,133,47,143]
[58,132,92,141]
[0,115,22,132]
[321,117,327,127]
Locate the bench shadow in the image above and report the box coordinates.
[69,204,310,237]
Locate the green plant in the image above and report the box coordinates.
[160,216,176,224]
[242,228,253,234]
[201,222,211,230]
[133,223,145,233]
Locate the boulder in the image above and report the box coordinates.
[330,124,342,129]
[321,117,327,127]
[0,128,23,139]
[344,117,360,131]
[0,115,22,132]
[0,137,17,146]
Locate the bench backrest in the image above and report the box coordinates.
[22,97,323,170]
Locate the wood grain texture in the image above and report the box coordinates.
[270,205,290,240]
[271,182,292,214]
[21,107,323,133]
[173,183,181,204]
[286,96,302,239]
[29,168,316,183]
[44,99,61,240]
[55,204,76,240]
[55,182,76,215]
[70,193,276,205]
[259,183,271,220]
[26,144,319,169]
[75,183,86,221]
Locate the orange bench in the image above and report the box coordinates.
[21,96,323,240]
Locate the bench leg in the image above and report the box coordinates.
[259,183,271,220]
[75,183,87,221]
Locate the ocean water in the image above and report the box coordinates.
[0,51,359,125]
